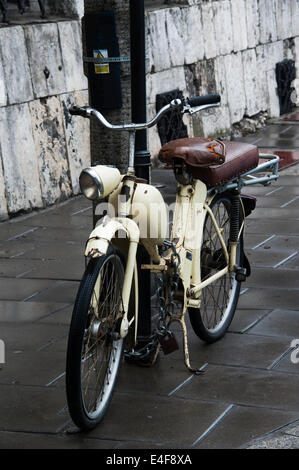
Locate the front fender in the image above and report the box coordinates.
[85,216,140,258]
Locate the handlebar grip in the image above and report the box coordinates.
[187,94,221,107]
[69,105,89,117]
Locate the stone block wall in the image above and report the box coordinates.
[0,19,89,220]
[1,0,299,219]
[146,0,299,157]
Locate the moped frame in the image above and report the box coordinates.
[80,102,280,370]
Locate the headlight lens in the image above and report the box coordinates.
[79,168,103,200]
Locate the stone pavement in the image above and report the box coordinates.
[0,2,58,26]
[0,113,299,449]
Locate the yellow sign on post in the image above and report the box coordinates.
[93,49,110,74]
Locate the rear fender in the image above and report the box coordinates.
[240,194,256,217]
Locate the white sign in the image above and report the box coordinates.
[0,340,4,364]
[291,339,299,364]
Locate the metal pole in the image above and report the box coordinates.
[129,0,152,352]
[130,0,151,181]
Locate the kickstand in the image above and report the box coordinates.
[171,316,207,375]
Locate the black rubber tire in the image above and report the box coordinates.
[66,247,125,431]
[188,194,243,343]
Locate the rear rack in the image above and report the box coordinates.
[209,153,280,194]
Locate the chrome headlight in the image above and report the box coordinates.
[79,165,121,200]
[79,167,103,200]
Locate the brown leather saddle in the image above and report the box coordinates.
[158,137,260,187]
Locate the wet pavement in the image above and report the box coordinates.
[0,3,61,27]
[0,113,299,449]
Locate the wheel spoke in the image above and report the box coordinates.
[195,197,240,334]
[66,251,127,429]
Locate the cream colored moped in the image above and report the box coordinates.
[65,95,279,430]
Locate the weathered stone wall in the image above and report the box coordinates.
[146,0,299,156]
[1,0,298,219]
[0,20,89,220]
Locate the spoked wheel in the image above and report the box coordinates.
[189,194,243,343]
[66,247,125,430]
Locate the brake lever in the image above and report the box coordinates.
[182,103,220,115]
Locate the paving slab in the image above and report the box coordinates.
[249,207,299,220]
[255,195,299,208]
[0,278,57,301]
[0,225,89,244]
[246,268,299,288]
[267,175,299,185]
[75,392,229,448]
[0,322,68,352]
[0,349,66,387]
[271,349,299,375]
[0,300,70,322]
[244,218,299,236]
[117,358,199,398]
[196,405,299,449]
[0,241,83,261]
[186,331,292,369]
[0,258,45,278]
[0,240,36,258]
[228,309,272,334]
[247,250,298,268]
[20,214,92,229]
[0,225,43,242]
[244,233,276,249]
[26,280,79,303]
[238,287,299,311]
[0,430,121,450]
[36,304,73,325]
[248,309,299,339]
[175,364,299,412]
[0,383,68,433]
[0,258,85,281]
[255,235,299,252]
[254,185,299,197]
[283,254,299,269]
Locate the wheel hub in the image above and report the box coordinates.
[90,321,106,341]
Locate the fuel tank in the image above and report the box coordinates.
[108,181,168,245]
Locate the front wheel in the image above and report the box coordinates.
[66,247,125,430]
[188,194,243,343]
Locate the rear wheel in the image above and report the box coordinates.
[66,247,125,430]
[188,194,243,343]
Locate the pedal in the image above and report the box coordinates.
[235,266,247,282]
[159,332,179,355]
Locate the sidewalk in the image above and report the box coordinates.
[0,3,60,26]
[0,113,299,449]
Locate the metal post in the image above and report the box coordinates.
[129,0,152,351]
[129,0,151,182]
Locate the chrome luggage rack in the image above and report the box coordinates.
[209,153,280,194]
